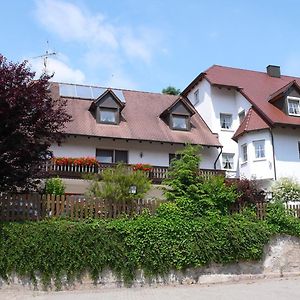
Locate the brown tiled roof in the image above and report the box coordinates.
[233,108,270,141]
[50,83,221,147]
[182,65,300,127]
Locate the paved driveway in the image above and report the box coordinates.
[1,277,300,300]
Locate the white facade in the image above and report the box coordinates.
[50,136,219,169]
[273,128,300,181]
[187,78,251,176]
[187,78,300,182]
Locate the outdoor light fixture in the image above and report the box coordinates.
[129,185,137,194]
[266,191,273,201]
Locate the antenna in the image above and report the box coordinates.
[32,41,57,73]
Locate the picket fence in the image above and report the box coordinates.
[0,193,163,222]
[1,193,300,222]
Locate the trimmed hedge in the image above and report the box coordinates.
[0,212,271,289]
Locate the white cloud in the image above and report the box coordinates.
[34,0,165,89]
[29,57,85,83]
[35,0,118,49]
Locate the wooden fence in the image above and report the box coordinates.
[230,201,300,220]
[0,193,163,222]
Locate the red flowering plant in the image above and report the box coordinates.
[132,163,152,172]
[52,157,99,167]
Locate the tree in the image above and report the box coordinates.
[0,55,71,191]
[162,86,180,95]
[86,164,151,202]
[164,145,237,216]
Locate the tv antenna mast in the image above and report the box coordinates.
[32,41,57,73]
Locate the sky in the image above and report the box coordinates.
[1,0,300,93]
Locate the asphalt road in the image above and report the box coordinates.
[1,276,300,300]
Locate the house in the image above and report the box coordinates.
[182,65,300,185]
[48,82,222,179]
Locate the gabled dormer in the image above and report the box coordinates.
[160,96,195,131]
[89,89,125,125]
[268,80,300,117]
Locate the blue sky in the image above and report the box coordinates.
[1,0,300,92]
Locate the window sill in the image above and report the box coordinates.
[241,161,248,166]
[253,158,267,162]
[220,129,234,132]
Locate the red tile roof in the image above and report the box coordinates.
[183,65,300,127]
[233,108,270,141]
[50,83,221,147]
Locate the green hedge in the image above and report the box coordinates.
[0,212,271,289]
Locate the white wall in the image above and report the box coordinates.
[238,130,275,180]
[187,79,252,177]
[273,128,300,181]
[50,136,219,169]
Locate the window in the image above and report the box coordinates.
[241,144,248,162]
[194,89,199,105]
[99,108,117,124]
[238,110,246,124]
[287,97,300,116]
[171,115,188,130]
[253,140,265,159]
[220,113,232,129]
[96,149,128,163]
[96,149,113,163]
[169,153,182,165]
[222,153,234,170]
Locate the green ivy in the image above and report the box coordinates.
[0,213,271,289]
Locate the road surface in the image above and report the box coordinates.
[1,276,300,300]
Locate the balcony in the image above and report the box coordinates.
[40,161,225,184]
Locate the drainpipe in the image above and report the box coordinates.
[270,129,277,180]
[214,147,223,170]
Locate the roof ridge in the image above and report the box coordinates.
[212,64,300,80]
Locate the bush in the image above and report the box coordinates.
[164,145,238,216]
[271,177,300,203]
[86,164,151,201]
[0,214,271,288]
[45,177,65,195]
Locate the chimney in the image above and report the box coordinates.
[267,65,281,78]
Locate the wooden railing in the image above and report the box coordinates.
[40,161,225,183]
[0,193,163,222]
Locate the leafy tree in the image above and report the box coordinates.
[164,145,238,216]
[0,55,71,191]
[162,86,180,95]
[86,164,151,202]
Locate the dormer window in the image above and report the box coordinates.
[287,97,300,116]
[171,114,189,130]
[99,108,117,124]
[89,89,125,125]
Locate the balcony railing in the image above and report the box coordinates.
[40,161,225,184]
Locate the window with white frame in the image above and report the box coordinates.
[253,140,265,159]
[194,89,199,105]
[220,113,232,129]
[222,153,234,169]
[287,97,300,116]
[241,144,248,162]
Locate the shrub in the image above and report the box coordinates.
[45,177,65,195]
[271,177,300,203]
[86,164,151,201]
[164,145,238,216]
[226,178,265,206]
